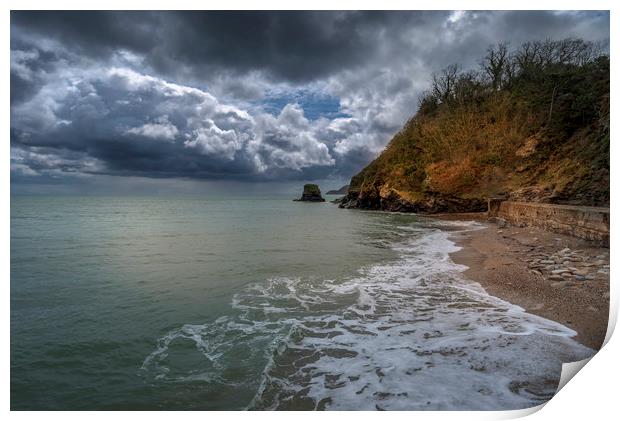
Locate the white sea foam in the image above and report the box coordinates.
[141,220,594,410]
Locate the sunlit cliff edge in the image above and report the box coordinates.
[340,39,609,213]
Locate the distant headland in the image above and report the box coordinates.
[326,185,349,195]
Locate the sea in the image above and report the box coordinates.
[10,195,594,410]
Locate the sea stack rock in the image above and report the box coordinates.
[294,184,325,202]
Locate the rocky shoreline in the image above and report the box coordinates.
[338,189,487,213]
[524,246,609,287]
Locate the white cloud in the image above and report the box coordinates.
[249,104,335,172]
[125,116,179,141]
[12,63,336,176]
[184,120,245,160]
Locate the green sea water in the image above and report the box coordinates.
[10,196,593,410]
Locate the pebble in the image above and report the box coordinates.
[551,281,571,288]
[574,275,586,281]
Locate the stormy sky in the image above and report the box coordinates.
[10,11,610,194]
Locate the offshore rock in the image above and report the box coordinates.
[294,184,325,202]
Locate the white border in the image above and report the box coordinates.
[3,2,617,420]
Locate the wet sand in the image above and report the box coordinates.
[434,213,610,350]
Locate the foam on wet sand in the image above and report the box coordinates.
[142,220,595,410]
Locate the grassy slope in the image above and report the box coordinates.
[347,56,609,210]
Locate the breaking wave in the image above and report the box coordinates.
[141,220,593,410]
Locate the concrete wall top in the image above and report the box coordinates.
[500,201,609,214]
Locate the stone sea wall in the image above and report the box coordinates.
[488,200,610,246]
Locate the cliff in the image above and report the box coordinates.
[340,39,609,213]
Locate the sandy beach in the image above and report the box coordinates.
[435,214,610,350]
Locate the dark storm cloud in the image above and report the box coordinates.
[11,11,434,83]
[10,44,62,105]
[148,11,428,82]
[10,10,610,188]
[11,11,159,57]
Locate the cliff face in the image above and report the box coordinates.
[341,41,609,213]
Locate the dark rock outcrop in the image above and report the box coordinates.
[339,187,486,213]
[294,184,325,202]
